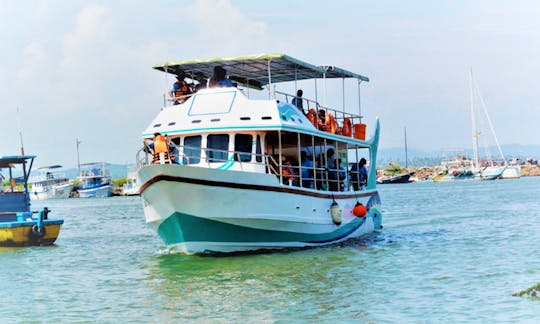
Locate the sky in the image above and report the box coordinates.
[0,0,539,168]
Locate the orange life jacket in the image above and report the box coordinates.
[307,108,320,129]
[325,113,338,134]
[342,117,352,137]
[172,81,192,100]
[282,162,296,182]
[154,135,169,154]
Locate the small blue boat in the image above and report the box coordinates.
[0,155,64,246]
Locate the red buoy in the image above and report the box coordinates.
[353,202,367,217]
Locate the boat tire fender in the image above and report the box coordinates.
[330,201,342,225]
[31,225,46,238]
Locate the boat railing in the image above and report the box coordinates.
[275,90,364,125]
[28,172,69,183]
[163,92,196,107]
[274,90,367,140]
[137,143,359,192]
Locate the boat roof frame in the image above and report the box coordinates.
[153,53,369,89]
[0,155,36,169]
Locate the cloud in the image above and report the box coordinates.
[17,42,48,81]
[189,0,269,53]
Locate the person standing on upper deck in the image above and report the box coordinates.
[209,66,233,88]
[291,89,304,114]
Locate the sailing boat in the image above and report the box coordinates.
[376,127,414,184]
[434,69,510,181]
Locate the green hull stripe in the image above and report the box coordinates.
[157,212,367,245]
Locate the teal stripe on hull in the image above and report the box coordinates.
[157,212,367,245]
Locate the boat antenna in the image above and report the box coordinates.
[16,107,25,155]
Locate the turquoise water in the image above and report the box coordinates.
[2,177,540,322]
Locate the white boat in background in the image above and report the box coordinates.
[501,165,521,179]
[137,53,382,254]
[122,165,140,196]
[434,69,513,181]
[29,165,73,200]
[77,162,112,198]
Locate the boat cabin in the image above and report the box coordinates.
[0,156,35,221]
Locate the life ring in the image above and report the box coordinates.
[342,118,352,137]
[30,224,46,238]
[325,113,338,134]
[307,108,320,129]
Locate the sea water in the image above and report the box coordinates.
[1,177,540,322]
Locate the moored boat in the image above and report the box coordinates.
[122,165,140,196]
[0,155,64,246]
[434,69,510,182]
[136,54,382,254]
[377,172,414,184]
[29,165,73,200]
[76,162,112,198]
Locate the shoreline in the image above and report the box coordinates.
[379,164,540,180]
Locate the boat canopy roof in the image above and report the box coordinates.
[153,53,369,89]
[37,165,62,170]
[0,155,36,168]
[80,162,108,166]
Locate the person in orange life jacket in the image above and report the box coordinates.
[170,72,192,105]
[145,133,175,163]
[209,66,233,88]
[281,157,297,185]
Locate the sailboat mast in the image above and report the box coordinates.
[404,126,408,169]
[473,78,507,165]
[469,68,479,170]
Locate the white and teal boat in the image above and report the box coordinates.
[137,54,382,254]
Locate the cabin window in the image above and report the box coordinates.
[183,135,202,164]
[234,134,252,162]
[256,135,262,162]
[207,134,229,162]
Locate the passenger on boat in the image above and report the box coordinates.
[300,151,314,189]
[193,72,207,92]
[326,148,336,170]
[315,154,327,190]
[146,133,174,164]
[291,89,304,113]
[170,72,192,105]
[351,158,368,190]
[318,109,326,130]
[282,157,296,186]
[338,159,348,191]
[209,66,233,88]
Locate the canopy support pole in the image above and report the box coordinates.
[357,80,363,122]
[267,60,273,99]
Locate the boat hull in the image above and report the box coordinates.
[0,221,63,247]
[78,184,113,198]
[501,165,521,179]
[377,173,412,184]
[30,183,74,200]
[139,164,382,254]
